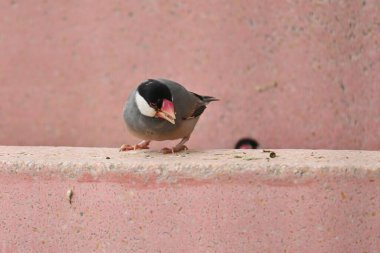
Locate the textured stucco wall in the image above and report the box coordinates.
[0,1,379,149]
[0,147,380,252]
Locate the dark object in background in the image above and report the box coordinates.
[235,138,259,149]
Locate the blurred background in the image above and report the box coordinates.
[0,0,379,150]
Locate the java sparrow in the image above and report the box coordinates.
[120,78,218,154]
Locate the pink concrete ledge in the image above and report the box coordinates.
[0,146,379,252]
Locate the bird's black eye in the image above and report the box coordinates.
[149,103,158,109]
[156,99,163,107]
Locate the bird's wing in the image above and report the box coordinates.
[156,79,217,121]
[184,105,207,119]
[182,93,210,120]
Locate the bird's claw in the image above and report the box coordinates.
[119,143,150,152]
[161,145,188,154]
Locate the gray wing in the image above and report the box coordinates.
[156,78,207,120]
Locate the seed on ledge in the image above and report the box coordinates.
[67,189,73,204]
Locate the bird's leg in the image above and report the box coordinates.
[119,140,151,152]
[161,137,189,154]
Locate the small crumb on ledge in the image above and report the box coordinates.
[67,189,73,204]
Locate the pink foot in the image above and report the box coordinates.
[161,145,188,154]
[119,141,150,152]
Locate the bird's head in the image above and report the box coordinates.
[135,79,176,124]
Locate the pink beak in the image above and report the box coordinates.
[155,99,176,124]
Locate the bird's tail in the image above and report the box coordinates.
[202,96,219,103]
[191,92,219,104]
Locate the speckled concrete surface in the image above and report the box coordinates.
[0,147,379,252]
[0,1,379,149]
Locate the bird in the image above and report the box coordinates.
[120,78,218,154]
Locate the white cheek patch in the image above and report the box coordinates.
[135,91,156,117]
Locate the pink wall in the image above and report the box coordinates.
[1,147,380,252]
[0,1,379,149]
